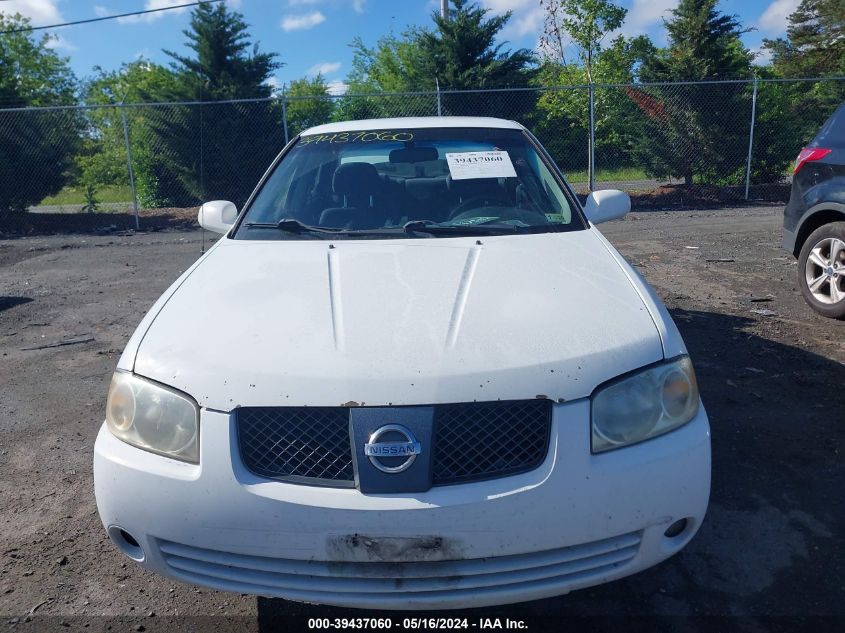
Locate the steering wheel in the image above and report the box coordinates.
[447,195,513,221]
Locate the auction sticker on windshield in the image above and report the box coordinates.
[446,151,517,180]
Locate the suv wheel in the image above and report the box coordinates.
[798,221,845,319]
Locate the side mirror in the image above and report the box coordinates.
[198,200,238,234]
[583,189,630,225]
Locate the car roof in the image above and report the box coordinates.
[301,116,525,136]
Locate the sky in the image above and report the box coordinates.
[1,0,798,95]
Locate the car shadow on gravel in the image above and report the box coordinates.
[254,307,843,630]
[0,296,33,313]
[0,211,199,238]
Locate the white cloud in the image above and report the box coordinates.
[595,0,676,47]
[100,0,240,24]
[505,5,543,38]
[479,0,533,13]
[483,0,677,45]
[264,76,283,93]
[326,79,348,96]
[112,0,242,24]
[751,45,773,66]
[307,61,342,76]
[117,0,192,24]
[758,0,799,35]
[281,11,326,31]
[621,0,677,36]
[0,0,62,24]
[286,0,364,14]
[44,33,76,50]
[480,0,542,41]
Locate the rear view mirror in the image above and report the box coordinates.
[198,200,238,234]
[583,190,630,225]
[389,147,439,163]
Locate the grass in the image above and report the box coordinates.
[39,184,133,207]
[564,167,649,183]
[35,168,651,208]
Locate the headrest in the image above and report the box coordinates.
[406,177,448,201]
[389,147,439,164]
[333,162,381,195]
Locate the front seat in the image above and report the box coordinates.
[319,162,387,229]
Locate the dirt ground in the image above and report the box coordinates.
[0,205,843,632]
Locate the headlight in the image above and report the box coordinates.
[105,372,199,463]
[591,356,699,453]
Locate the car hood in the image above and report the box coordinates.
[133,231,664,409]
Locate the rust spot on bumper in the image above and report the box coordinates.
[326,534,462,564]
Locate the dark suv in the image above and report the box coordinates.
[783,102,845,319]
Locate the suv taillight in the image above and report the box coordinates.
[794,147,832,173]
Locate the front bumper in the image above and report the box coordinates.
[94,399,711,609]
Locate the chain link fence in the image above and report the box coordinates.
[1,77,843,234]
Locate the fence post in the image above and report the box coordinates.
[588,82,596,192]
[281,89,289,145]
[744,76,758,201]
[436,78,442,116]
[119,103,140,230]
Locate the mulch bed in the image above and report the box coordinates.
[0,207,199,238]
[627,183,790,210]
[1,184,791,238]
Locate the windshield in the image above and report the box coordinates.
[234,126,585,239]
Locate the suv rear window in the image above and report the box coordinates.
[812,103,845,147]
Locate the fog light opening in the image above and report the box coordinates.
[664,518,688,538]
[120,529,139,548]
[107,525,145,562]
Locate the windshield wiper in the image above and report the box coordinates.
[244,218,341,238]
[244,219,436,239]
[327,223,437,238]
[402,220,538,235]
[243,218,548,239]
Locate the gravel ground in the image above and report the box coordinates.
[0,205,843,632]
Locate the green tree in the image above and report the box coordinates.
[285,75,336,137]
[539,0,626,81]
[764,0,845,78]
[345,33,426,93]
[332,32,435,121]
[642,0,751,81]
[752,0,845,185]
[533,0,653,175]
[0,13,81,212]
[745,68,806,185]
[418,0,536,119]
[336,1,535,121]
[634,0,753,185]
[145,3,283,207]
[416,0,534,90]
[165,3,280,101]
[79,61,181,197]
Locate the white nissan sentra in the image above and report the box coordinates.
[94,117,710,609]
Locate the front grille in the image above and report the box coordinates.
[159,532,641,607]
[237,407,354,486]
[432,400,551,485]
[236,400,552,487]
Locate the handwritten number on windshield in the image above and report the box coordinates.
[298,131,414,146]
